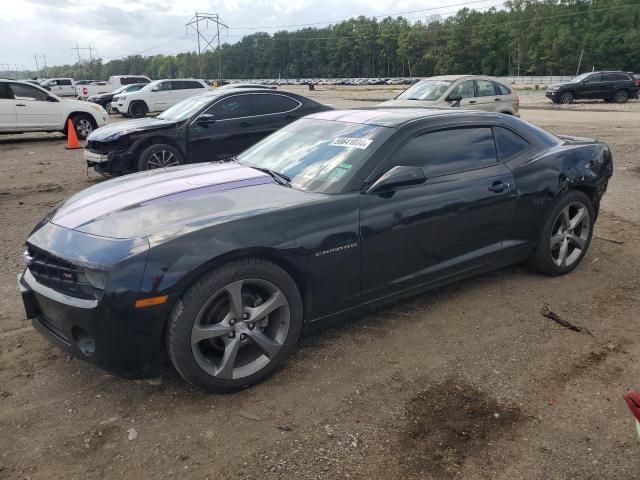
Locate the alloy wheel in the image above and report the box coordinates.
[105,103,114,114]
[76,119,93,137]
[190,279,290,380]
[146,150,180,169]
[549,202,590,267]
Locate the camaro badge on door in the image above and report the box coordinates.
[315,242,358,257]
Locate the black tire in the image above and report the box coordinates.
[129,101,148,118]
[529,190,595,276]
[166,257,304,392]
[105,103,114,114]
[137,144,184,171]
[613,89,629,104]
[71,114,96,140]
[559,91,574,104]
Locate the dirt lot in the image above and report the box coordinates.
[1,87,639,479]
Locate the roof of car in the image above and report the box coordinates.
[306,108,492,127]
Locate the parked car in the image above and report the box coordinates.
[85,88,331,175]
[112,79,209,118]
[75,80,100,86]
[20,108,612,391]
[40,78,76,97]
[77,75,151,99]
[218,83,277,90]
[545,71,639,104]
[0,79,107,139]
[633,74,640,98]
[379,75,520,116]
[87,84,146,114]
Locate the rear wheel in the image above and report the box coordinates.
[529,190,594,276]
[166,258,303,392]
[129,101,148,118]
[613,89,629,104]
[559,91,574,104]
[137,144,183,171]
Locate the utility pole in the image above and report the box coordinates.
[33,54,39,77]
[42,55,47,77]
[576,48,584,76]
[186,12,228,81]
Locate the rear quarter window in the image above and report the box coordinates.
[495,83,512,95]
[493,127,530,161]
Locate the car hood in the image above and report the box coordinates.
[548,82,575,89]
[50,162,325,240]
[87,117,177,142]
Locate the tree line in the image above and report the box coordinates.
[33,0,640,80]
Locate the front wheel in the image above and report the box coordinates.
[529,190,594,276]
[137,144,183,171]
[71,114,95,140]
[129,101,148,118]
[105,103,114,114]
[559,91,574,104]
[166,258,304,392]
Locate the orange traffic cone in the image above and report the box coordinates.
[65,119,81,150]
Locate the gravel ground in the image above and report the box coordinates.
[1,87,639,479]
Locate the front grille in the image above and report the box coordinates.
[85,140,110,154]
[26,246,102,300]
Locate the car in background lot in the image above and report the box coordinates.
[87,84,146,114]
[112,79,210,118]
[218,83,276,90]
[77,75,151,100]
[85,88,331,175]
[545,71,638,104]
[0,79,107,139]
[40,78,76,97]
[21,108,612,391]
[379,75,520,116]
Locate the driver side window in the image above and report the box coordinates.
[155,81,172,91]
[449,80,475,99]
[10,83,48,101]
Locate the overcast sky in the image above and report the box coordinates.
[0,0,502,70]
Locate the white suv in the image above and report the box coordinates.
[114,79,209,117]
[0,80,107,139]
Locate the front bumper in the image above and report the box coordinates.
[85,148,133,175]
[19,268,168,378]
[545,90,560,101]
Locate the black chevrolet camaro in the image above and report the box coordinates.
[20,109,613,392]
[84,88,330,175]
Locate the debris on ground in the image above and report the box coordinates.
[541,304,594,337]
[127,428,138,441]
[238,410,262,421]
[595,235,624,245]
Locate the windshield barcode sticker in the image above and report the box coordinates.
[329,137,373,149]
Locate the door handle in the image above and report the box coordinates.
[488,181,509,193]
[494,98,501,101]
[239,122,251,128]
[468,100,476,104]
[16,104,26,107]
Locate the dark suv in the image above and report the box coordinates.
[546,71,638,104]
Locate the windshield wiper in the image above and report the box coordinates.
[249,166,292,187]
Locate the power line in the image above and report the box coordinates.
[228,0,499,30]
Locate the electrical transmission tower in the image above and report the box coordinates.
[71,44,95,77]
[186,12,228,81]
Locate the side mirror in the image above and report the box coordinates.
[446,94,462,102]
[46,95,58,102]
[366,165,426,194]
[151,87,159,92]
[196,113,216,126]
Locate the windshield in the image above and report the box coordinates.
[396,80,452,101]
[158,94,218,122]
[572,72,592,83]
[236,118,394,194]
[124,84,144,93]
[112,86,127,95]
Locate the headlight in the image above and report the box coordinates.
[119,96,127,101]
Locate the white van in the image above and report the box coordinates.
[40,78,76,97]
